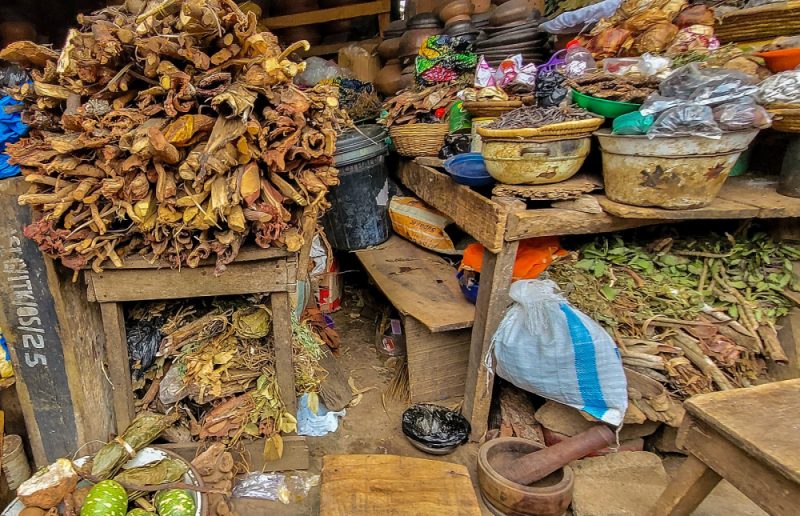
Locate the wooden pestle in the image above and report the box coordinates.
[500,425,616,485]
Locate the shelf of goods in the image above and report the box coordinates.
[261,0,391,57]
[397,159,800,440]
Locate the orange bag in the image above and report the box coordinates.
[459,237,568,280]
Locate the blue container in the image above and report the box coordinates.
[443,153,494,187]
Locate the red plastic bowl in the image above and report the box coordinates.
[755,48,800,73]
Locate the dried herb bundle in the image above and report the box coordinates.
[2,0,350,274]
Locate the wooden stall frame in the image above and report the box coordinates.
[398,159,800,440]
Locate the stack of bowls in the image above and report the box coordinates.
[375,19,413,96]
[377,19,406,62]
[476,0,549,66]
[399,13,443,63]
[436,0,475,34]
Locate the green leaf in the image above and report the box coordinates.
[575,259,595,271]
[593,261,607,278]
[601,285,618,301]
[256,374,267,392]
[728,305,739,319]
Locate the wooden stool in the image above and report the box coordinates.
[85,247,298,434]
[651,379,800,516]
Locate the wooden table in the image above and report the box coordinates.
[398,159,800,440]
[84,247,299,434]
[651,379,800,515]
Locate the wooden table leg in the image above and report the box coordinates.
[651,454,722,516]
[271,291,297,415]
[462,241,518,441]
[100,302,135,434]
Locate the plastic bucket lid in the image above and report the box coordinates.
[334,124,388,167]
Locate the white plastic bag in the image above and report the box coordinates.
[296,393,345,436]
[488,280,628,426]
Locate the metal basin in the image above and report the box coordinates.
[481,136,591,185]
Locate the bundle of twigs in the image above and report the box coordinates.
[2,0,350,274]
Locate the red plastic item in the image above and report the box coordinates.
[459,237,568,281]
[755,49,800,73]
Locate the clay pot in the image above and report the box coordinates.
[406,13,443,29]
[472,0,492,13]
[0,21,36,47]
[374,60,405,96]
[436,0,474,23]
[377,37,402,60]
[399,27,441,58]
[445,14,473,29]
[490,0,533,26]
[478,437,574,516]
[276,25,322,46]
[446,21,476,37]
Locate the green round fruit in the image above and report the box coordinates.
[154,489,196,516]
[80,480,128,516]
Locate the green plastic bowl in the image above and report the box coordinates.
[572,89,641,119]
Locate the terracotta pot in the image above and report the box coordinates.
[490,0,533,26]
[399,27,441,58]
[377,37,402,60]
[276,25,322,46]
[374,60,405,96]
[445,14,473,29]
[406,13,443,29]
[478,438,574,516]
[472,0,492,13]
[436,0,474,23]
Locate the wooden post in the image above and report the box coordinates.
[271,291,297,415]
[100,303,135,434]
[650,454,722,516]
[461,241,518,441]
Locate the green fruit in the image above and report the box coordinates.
[154,489,196,516]
[80,480,128,516]
[127,510,150,516]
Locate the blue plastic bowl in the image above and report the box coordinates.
[443,153,494,187]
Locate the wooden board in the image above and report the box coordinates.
[684,378,800,485]
[505,206,654,241]
[355,236,475,332]
[493,174,603,201]
[260,0,390,29]
[320,454,481,516]
[597,194,761,220]
[318,352,353,412]
[271,291,298,415]
[87,246,290,270]
[304,38,381,58]
[159,436,309,472]
[404,316,471,402]
[87,255,297,302]
[717,177,800,218]
[398,160,506,252]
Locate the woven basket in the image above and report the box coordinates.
[389,123,449,157]
[476,117,604,139]
[768,106,800,133]
[462,100,523,118]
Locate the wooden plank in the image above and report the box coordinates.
[717,177,800,218]
[684,379,800,485]
[651,454,722,516]
[414,156,444,169]
[159,436,309,472]
[355,236,475,332]
[493,174,603,201]
[88,255,295,302]
[100,302,135,434]
[260,0,391,29]
[404,317,471,402]
[304,38,380,57]
[506,207,654,241]
[87,246,290,270]
[271,291,298,416]
[320,454,481,516]
[319,352,353,412]
[397,160,506,252]
[679,419,800,515]
[462,241,518,441]
[597,194,760,220]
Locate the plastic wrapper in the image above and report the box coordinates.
[0,95,28,178]
[535,70,568,107]
[295,57,352,86]
[713,99,772,131]
[674,4,715,27]
[232,472,319,504]
[540,0,623,34]
[756,71,800,106]
[127,318,163,379]
[622,0,686,32]
[401,404,470,448]
[296,392,345,437]
[648,104,722,139]
[612,111,655,134]
[0,63,29,90]
[666,24,720,55]
[389,197,459,254]
[586,28,634,58]
[634,23,679,54]
[475,55,536,89]
[439,134,471,159]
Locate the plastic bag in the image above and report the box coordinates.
[439,134,471,159]
[612,111,655,134]
[488,280,627,426]
[648,103,722,139]
[634,23,678,54]
[660,63,758,103]
[756,70,800,106]
[232,472,319,504]
[540,0,623,34]
[535,70,568,108]
[296,393,345,437]
[665,24,719,55]
[388,197,459,255]
[674,4,715,27]
[475,55,536,89]
[127,318,163,379]
[295,57,352,86]
[401,404,470,448]
[586,27,634,57]
[0,63,29,90]
[713,98,772,131]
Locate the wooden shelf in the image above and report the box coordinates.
[260,0,391,30]
[303,37,380,57]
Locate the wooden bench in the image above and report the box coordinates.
[651,379,800,515]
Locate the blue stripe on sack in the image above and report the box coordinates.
[559,303,608,421]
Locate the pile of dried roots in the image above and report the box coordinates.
[2,0,350,274]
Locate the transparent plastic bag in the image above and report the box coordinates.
[540,0,623,34]
[658,63,758,104]
[648,103,722,139]
[713,98,772,131]
[756,70,800,106]
[232,472,319,504]
[295,57,352,86]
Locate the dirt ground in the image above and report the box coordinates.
[263,287,766,515]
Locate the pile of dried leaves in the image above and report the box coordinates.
[2,0,350,274]
[130,295,325,458]
[549,229,798,425]
[379,83,465,127]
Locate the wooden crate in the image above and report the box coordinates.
[404,316,471,402]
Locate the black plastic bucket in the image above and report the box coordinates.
[322,125,390,251]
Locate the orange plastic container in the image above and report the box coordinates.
[755,48,800,73]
